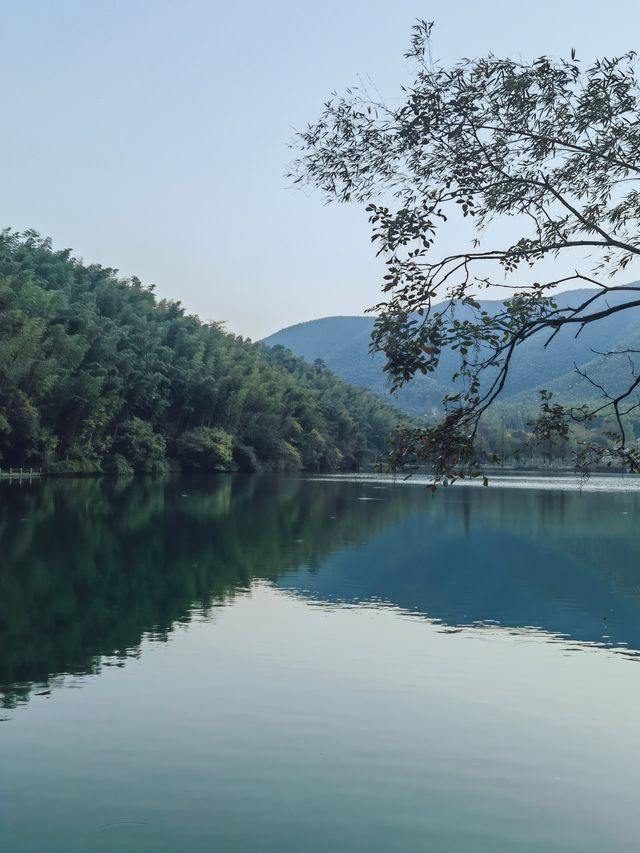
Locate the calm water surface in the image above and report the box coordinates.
[1,474,639,852]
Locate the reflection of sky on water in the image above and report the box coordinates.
[4,583,640,853]
[274,590,640,663]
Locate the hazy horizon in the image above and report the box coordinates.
[3,0,640,339]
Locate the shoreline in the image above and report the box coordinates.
[0,463,637,484]
[0,471,42,479]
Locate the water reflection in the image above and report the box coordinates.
[0,475,416,706]
[1,475,640,707]
[279,484,640,658]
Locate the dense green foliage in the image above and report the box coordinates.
[0,231,401,473]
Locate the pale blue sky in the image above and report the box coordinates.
[1,0,639,338]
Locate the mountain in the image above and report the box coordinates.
[263,288,640,414]
[263,316,449,414]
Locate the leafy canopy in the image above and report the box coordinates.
[0,230,402,473]
[291,21,640,481]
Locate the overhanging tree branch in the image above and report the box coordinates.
[290,21,640,481]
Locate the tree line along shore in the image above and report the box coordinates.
[0,231,403,476]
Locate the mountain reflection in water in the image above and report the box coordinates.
[1,474,639,707]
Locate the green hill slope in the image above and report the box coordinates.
[0,231,402,473]
[263,316,448,414]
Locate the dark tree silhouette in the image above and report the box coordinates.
[291,21,640,481]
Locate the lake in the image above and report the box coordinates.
[1,473,639,852]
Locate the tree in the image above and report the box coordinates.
[291,20,640,481]
[176,427,233,471]
[114,418,167,473]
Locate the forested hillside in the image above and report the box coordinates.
[0,231,401,474]
[264,316,450,414]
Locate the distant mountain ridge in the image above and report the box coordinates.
[263,288,640,415]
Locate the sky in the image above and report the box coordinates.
[1,0,639,339]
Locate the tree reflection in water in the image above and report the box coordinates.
[2,474,640,708]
